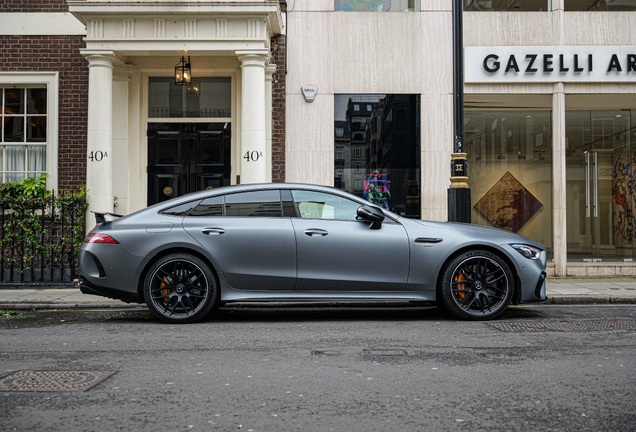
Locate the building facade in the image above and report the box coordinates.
[1,0,635,276]
[287,0,636,276]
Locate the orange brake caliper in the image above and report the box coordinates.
[160,277,170,303]
[454,272,467,302]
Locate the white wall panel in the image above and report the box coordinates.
[464,12,555,46]
[565,12,636,46]
[288,0,333,12]
[287,12,334,94]
[286,94,334,153]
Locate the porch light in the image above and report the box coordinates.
[175,56,191,86]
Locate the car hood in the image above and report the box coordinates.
[409,219,545,250]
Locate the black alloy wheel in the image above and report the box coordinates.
[144,253,217,323]
[439,250,513,320]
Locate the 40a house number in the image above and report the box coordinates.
[244,151,263,162]
[88,151,108,162]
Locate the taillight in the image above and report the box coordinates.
[84,233,119,244]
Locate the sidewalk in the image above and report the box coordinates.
[0,278,635,310]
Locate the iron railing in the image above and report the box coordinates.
[0,189,87,284]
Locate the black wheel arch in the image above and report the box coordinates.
[435,244,522,305]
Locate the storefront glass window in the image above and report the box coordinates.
[565,0,636,11]
[466,110,553,258]
[148,77,231,118]
[464,0,550,11]
[334,94,420,218]
[566,109,635,262]
[335,0,420,12]
[1,87,47,182]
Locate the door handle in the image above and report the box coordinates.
[201,228,225,235]
[304,228,328,237]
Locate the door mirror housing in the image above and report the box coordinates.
[357,205,385,229]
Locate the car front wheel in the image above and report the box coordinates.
[144,253,217,324]
[439,250,514,320]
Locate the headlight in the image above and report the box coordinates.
[511,244,542,260]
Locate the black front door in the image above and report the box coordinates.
[148,123,231,206]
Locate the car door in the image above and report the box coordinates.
[290,189,409,291]
[183,190,297,290]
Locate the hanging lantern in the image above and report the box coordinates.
[175,56,191,85]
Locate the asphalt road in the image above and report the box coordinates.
[1,304,635,432]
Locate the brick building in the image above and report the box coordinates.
[1,0,286,215]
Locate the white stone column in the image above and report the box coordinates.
[265,64,276,183]
[82,50,117,229]
[112,65,133,215]
[237,50,268,185]
[552,82,567,276]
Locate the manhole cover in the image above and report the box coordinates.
[0,370,117,392]
[362,349,407,356]
[488,320,636,332]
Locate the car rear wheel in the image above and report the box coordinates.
[144,253,217,324]
[439,250,513,320]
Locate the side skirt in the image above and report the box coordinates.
[220,285,436,303]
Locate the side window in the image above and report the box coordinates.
[225,190,283,217]
[162,200,201,217]
[291,190,361,221]
[189,196,223,217]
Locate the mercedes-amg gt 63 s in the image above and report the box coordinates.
[79,183,547,323]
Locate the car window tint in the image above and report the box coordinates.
[189,196,223,217]
[161,200,201,217]
[225,190,282,217]
[291,190,360,221]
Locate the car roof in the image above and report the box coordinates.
[154,183,372,210]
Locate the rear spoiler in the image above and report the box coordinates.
[91,211,124,226]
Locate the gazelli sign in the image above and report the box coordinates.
[465,46,636,83]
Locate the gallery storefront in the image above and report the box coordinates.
[287,1,636,276]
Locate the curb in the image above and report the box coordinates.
[0,302,143,310]
[546,296,636,305]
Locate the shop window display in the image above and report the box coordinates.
[566,109,635,262]
[334,95,420,218]
[466,110,553,258]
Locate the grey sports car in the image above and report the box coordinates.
[79,183,547,323]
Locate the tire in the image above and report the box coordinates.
[439,249,514,321]
[144,253,218,324]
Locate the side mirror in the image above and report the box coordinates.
[357,205,385,229]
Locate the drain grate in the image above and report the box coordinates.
[362,349,407,356]
[0,370,117,392]
[488,320,636,332]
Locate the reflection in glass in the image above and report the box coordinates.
[566,109,635,262]
[27,116,46,142]
[27,88,47,114]
[149,77,231,118]
[334,95,420,218]
[466,110,553,258]
[335,0,420,11]
[4,116,24,142]
[464,0,550,11]
[565,0,636,11]
[5,88,25,115]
